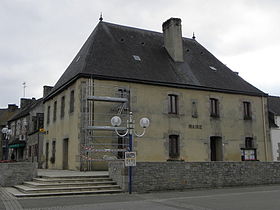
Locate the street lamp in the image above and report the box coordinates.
[1,127,11,160]
[111,112,150,194]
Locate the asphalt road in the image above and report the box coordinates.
[2,185,280,210]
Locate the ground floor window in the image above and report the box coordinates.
[241,137,257,161]
[169,135,179,159]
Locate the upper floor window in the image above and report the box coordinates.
[53,101,57,122]
[210,98,219,118]
[70,90,75,113]
[47,106,50,124]
[168,94,178,114]
[61,96,65,119]
[169,135,180,159]
[32,116,37,131]
[243,101,252,120]
[192,100,198,118]
[37,113,44,129]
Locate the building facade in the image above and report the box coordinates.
[43,18,272,171]
[8,98,44,166]
[0,104,19,160]
[268,96,280,161]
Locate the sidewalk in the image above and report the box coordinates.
[37,169,109,177]
[0,186,23,210]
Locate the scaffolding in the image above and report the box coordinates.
[80,79,130,171]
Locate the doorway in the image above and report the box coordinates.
[62,138,69,170]
[210,136,223,161]
[45,143,49,169]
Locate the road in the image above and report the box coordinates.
[1,185,280,210]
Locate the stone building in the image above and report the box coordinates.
[0,104,19,160]
[8,98,44,166]
[268,96,280,161]
[43,18,271,171]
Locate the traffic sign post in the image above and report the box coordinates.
[125,152,136,167]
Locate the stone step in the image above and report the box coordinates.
[38,175,109,179]
[33,177,112,183]
[14,184,121,194]
[7,187,123,197]
[24,180,117,188]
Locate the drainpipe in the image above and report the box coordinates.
[262,96,268,161]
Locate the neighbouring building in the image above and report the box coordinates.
[43,18,272,171]
[8,98,44,166]
[0,104,19,160]
[268,96,280,161]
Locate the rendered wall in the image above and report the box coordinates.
[95,79,271,162]
[43,80,84,170]
[43,78,272,171]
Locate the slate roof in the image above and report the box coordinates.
[45,20,265,100]
[8,98,43,122]
[268,96,280,115]
[0,109,18,127]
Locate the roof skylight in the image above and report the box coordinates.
[133,55,141,61]
[209,66,217,71]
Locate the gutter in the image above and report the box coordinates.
[44,73,268,102]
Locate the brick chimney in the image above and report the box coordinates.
[43,85,53,98]
[162,18,184,62]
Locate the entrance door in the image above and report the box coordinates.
[210,136,223,161]
[62,139,69,170]
[45,143,49,169]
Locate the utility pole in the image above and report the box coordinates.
[23,82,27,97]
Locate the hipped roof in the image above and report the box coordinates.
[45,20,265,101]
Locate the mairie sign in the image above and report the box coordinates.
[125,152,136,167]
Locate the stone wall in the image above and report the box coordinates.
[108,161,128,191]
[109,161,280,193]
[0,162,37,186]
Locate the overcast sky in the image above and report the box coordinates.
[1,0,280,108]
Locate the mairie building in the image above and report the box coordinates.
[43,17,272,171]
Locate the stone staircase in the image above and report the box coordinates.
[7,174,123,197]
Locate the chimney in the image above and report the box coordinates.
[8,104,18,112]
[162,18,184,62]
[20,98,33,109]
[43,85,53,98]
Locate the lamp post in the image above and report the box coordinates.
[111,112,150,194]
[1,127,11,160]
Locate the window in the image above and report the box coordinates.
[168,94,178,114]
[243,102,252,120]
[32,116,37,131]
[37,113,44,129]
[28,146,32,157]
[61,96,65,119]
[210,98,219,117]
[70,90,75,113]
[241,137,257,161]
[192,100,198,118]
[35,144,38,157]
[169,135,179,158]
[117,136,126,159]
[47,106,50,124]
[53,101,57,122]
[245,137,254,148]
